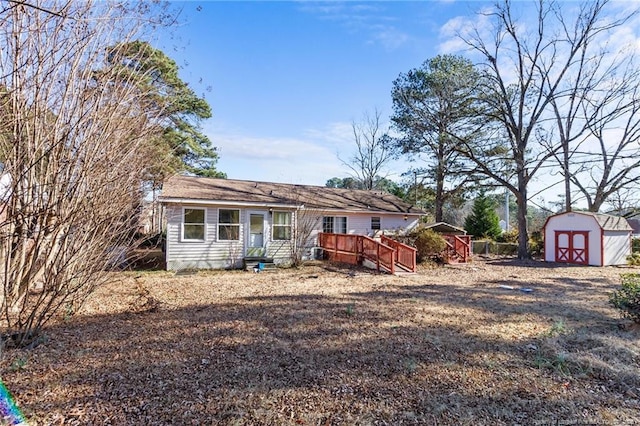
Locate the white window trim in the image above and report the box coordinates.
[371,216,381,231]
[181,207,206,242]
[217,208,241,242]
[323,215,347,234]
[272,210,293,241]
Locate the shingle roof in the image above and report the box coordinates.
[566,211,632,231]
[160,175,424,215]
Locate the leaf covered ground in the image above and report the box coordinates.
[2,258,639,425]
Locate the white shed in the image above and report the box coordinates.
[543,212,632,266]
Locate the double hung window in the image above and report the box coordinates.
[322,216,347,234]
[272,211,292,240]
[183,208,205,241]
[218,209,240,240]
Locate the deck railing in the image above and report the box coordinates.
[442,234,471,263]
[318,233,397,274]
[380,235,417,272]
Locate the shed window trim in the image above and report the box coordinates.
[272,211,292,241]
[371,216,381,230]
[182,207,206,242]
[218,209,241,241]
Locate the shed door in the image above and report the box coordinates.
[555,231,589,265]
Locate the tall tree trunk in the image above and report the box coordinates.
[563,147,572,212]
[516,175,529,260]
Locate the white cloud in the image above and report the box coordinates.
[298,2,412,50]
[205,124,351,185]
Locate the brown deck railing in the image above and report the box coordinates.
[442,234,471,263]
[380,235,417,272]
[318,233,397,274]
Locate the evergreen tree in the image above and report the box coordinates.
[464,194,502,239]
[104,40,225,181]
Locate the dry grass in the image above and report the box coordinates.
[2,258,639,425]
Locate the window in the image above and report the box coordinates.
[272,211,292,240]
[218,209,240,240]
[183,208,205,241]
[323,216,347,234]
[371,216,381,230]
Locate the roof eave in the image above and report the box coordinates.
[159,197,302,209]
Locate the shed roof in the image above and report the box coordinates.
[547,211,632,231]
[159,175,424,215]
[423,222,467,235]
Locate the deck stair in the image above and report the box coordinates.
[243,256,277,272]
[318,233,417,274]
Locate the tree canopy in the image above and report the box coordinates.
[464,195,502,240]
[391,54,481,222]
[105,40,225,181]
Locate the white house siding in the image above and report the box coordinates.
[165,204,246,270]
[165,204,299,270]
[317,212,419,236]
[603,231,631,266]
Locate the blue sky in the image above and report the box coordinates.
[159,1,482,186]
[157,1,640,210]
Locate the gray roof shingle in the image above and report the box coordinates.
[160,175,424,215]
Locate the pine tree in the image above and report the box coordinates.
[464,194,502,239]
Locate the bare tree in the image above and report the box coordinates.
[541,13,640,213]
[570,79,640,212]
[0,1,173,346]
[290,207,323,267]
[456,0,632,258]
[342,109,394,190]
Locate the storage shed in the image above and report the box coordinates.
[543,212,632,266]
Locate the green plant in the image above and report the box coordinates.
[10,356,28,372]
[534,351,569,374]
[627,253,640,266]
[464,194,502,240]
[411,228,447,263]
[543,319,567,337]
[610,273,640,323]
[345,303,355,317]
[496,228,519,243]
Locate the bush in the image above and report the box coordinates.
[628,253,640,266]
[610,273,640,324]
[413,229,447,263]
[496,229,519,243]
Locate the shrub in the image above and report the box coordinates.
[413,229,447,263]
[610,273,640,324]
[628,253,640,266]
[496,229,519,243]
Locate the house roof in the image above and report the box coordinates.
[159,175,425,215]
[547,211,632,231]
[627,218,640,235]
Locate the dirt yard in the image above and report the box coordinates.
[2,258,639,425]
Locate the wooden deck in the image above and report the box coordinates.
[317,233,417,274]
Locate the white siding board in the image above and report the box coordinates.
[165,204,247,270]
[603,231,631,266]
